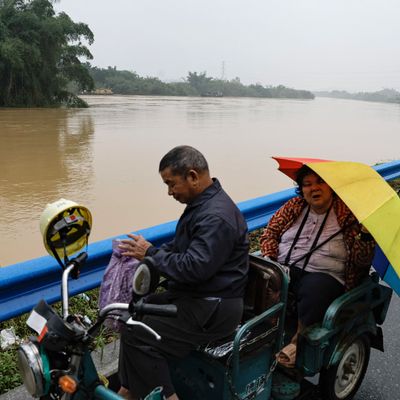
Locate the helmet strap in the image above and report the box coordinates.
[48,241,66,271]
[62,239,70,266]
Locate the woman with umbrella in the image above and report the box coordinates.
[260,164,376,368]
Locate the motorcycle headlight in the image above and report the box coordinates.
[17,341,48,397]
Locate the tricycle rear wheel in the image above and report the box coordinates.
[319,335,370,400]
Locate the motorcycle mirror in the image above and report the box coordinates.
[132,257,160,296]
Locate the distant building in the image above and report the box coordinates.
[93,88,113,95]
[201,91,223,97]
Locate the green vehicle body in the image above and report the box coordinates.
[167,254,392,400]
[25,254,392,400]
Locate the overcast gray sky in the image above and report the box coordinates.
[57,0,400,92]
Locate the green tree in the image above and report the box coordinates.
[0,0,94,107]
[86,66,315,100]
[186,71,213,94]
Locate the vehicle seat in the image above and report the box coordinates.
[198,254,284,361]
[243,254,283,320]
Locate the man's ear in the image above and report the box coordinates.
[186,169,200,185]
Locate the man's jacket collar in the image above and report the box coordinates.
[186,178,221,211]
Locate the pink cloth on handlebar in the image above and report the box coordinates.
[99,239,140,331]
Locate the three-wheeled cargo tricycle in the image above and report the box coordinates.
[17,251,392,400]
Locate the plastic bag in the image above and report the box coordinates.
[0,327,20,350]
[99,239,140,331]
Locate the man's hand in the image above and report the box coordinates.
[119,233,152,260]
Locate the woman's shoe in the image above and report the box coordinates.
[275,343,296,368]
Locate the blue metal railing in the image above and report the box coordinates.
[1,160,400,322]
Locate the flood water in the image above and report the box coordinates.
[1,95,400,266]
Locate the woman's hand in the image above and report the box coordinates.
[119,233,152,260]
[358,225,374,242]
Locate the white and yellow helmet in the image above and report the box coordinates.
[39,199,92,260]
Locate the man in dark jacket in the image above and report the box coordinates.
[118,145,249,400]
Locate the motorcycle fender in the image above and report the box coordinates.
[327,328,373,368]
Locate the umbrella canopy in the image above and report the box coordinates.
[273,156,400,296]
[272,156,332,180]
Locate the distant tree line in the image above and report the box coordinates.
[88,68,315,100]
[314,88,400,104]
[0,0,314,108]
[0,0,94,107]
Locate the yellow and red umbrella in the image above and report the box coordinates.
[273,156,400,296]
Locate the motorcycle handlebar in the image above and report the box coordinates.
[134,302,178,317]
[98,303,129,318]
[74,252,88,265]
[92,302,177,339]
[98,302,178,319]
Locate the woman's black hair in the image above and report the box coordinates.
[295,165,316,197]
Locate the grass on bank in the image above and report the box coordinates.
[1,180,399,394]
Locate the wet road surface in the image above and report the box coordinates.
[304,292,399,399]
[354,293,400,400]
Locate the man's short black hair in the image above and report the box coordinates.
[159,145,209,176]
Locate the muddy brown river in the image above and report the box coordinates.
[1,95,399,266]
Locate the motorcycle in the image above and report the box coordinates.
[17,250,393,400]
[17,198,393,400]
